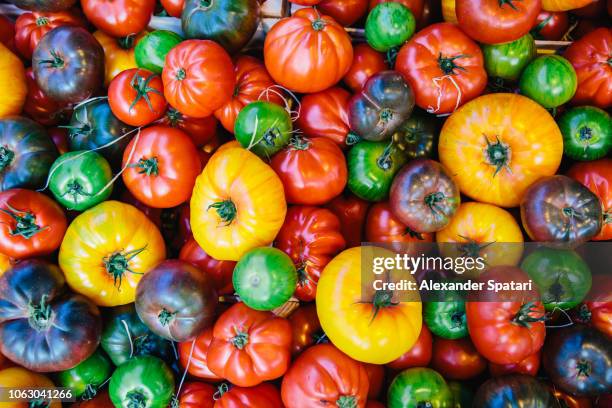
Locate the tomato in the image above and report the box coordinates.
[135,30,183,75]
[0,260,101,372]
[481,34,536,81]
[387,324,433,370]
[23,68,68,126]
[109,356,175,408]
[288,304,323,355]
[325,193,370,248]
[0,189,66,259]
[489,351,541,377]
[474,375,555,407]
[163,40,235,118]
[108,69,167,127]
[364,364,384,399]
[576,276,612,340]
[49,151,113,211]
[179,237,235,295]
[369,0,425,20]
[234,101,292,158]
[32,26,104,104]
[439,93,563,207]
[343,43,388,93]
[431,338,487,380]
[48,127,69,155]
[542,0,594,11]
[366,2,416,52]
[8,0,77,11]
[559,106,611,161]
[466,266,546,365]
[0,44,27,119]
[366,202,434,249]
[57,350,112,399]
[441,0,457,22]
[390,110,439,160]
[519,55,578,108]
[0,116,58,191]
[531,11,569,40]
[178,328,221,381]
[290,0,321,4]
[388,368,453,408]
[82,0,155,37]
[207,302,292,387]
[521,175,603,245]
[178,382,214,408]
[190,147,286,261]
[71,390,114,408]
[282,343,370,408]
[59,200,166,306]
[0,15,15,52]
[318,0,369,26]
[0,367,61,408]
[91,31,141,86]
[264,8,353,93]
[159,108,217,149]
[215,383,283,408]
[348,140,407,202]
[390,159,460,234]
[424,300,467,339]
[15,10,84,60]
[549,385,593,408]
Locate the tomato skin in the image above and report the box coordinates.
[519,55,577,108]
[0,44,26,119]
[559,106,611,161]
[319,0,369,26]
[474,375,555,407]
[178,328,222,381]
[365,202,434,249]
[369,0,425,20]
[481,34,536,81]
[179,236,235,295]
[365,2,416,52]
[325,193,370,248]
[489,351,541,377]
[56,350,112,399]
[135,30,183,76]
[234,101,292,158]
[288,303,323,355]
[163,40,235,118]
[281,343,370,408]
[364,363,384,399]
[82,0,155,37]
[264,8,353,93]
[179,382,214,408]
[23,68,68,126]
[431,338,487,380]
[542,0,594,11]
[549,385,593,408]
[396,23,487,115]
[343,43,388,93]
[0,367,61,408]
[387,324,433,370]
[531,11,569,40]
[275,206,346,301]
[93,30,146,87]
[388,368,453,408]
[162,0,185,17]
[160,107,218,147]
[109,356,175,408]
[15,10,84,60]
[0,15,15,52]
[109,69,167,127]
[390,110,439,160]
[424,300,467,340]
[215,383,283,408]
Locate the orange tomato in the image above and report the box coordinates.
[442,0,458,23]
[93,30,146,86]
[542,0,594,11]
[0,367,61,408]
[0,43,26,118]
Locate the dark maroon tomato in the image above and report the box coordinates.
[23,68,69,126]
[474,375,555,407]
[430,337,487,380]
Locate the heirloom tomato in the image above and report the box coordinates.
[288,303,323,355]
[57,350,111,399]
[489,351,541,377]
[0,367,60,408]
[59,200,166,306]
[275,206,346,302]
[290,0,321,4]
[215,383,283,408]
[190,147,286,261]
[234,101,292,158]
[93,31,146,86]
[325,193,370,248]
[8,0,77,11]
[178,328,221,380]
[72,390,114,408]
[179,237,235,295]
[559,106,611,161]
[0,189,66,259]
[542,0,594,11]
[135,30,183,75]
[439,93,563,207]
[474,375,555,407]
[365,202,434,249]
[431,338,487,380]
[396,23,487,115]
[388,368,453,408]
[109,356,174,408]
[264,8,353,93]
[365,2,416,52]
[549,386,593,408]
[161,0,185,17]
[387,324,433,370]
[369,0,425,20]
[390,110,439,160]
[481,34,536,81]
[319,0,369,26]
[178,382,214,408]
[343,43,387,93]
[578,275,612,339]
[160,107,217,147]
[108,69,167,127]
[519,55,577,108]
[531,11,569,40]
[48,127,69,154]
[281,343,370,408]
[82,0,155,37]
[0,16,15,52]
[317,247,422,364]
[23,68,68,126]
[424,300,467,339]
[207,302,292,387]
[0,44,27,119]
[163,40,235,118]
[441,0,457,22]
[15,10,84,60]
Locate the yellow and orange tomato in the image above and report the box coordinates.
[0,367,61,408]
[93,31,146,86]
[0,43,26,118]
[542,0,594,11]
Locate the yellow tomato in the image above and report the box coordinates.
[316,246,422,364]
[93,31,146,86]
[59,200,165,306]
[542,0,594,11]
[0,253,11,276]
[0,367,61,408]
[0,43,26,118]
[190,146,287,261]
[439,93,563,207]
[442,0,458,23]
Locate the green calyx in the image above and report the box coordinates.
[438,53,468,75]
[457,236,494,259]
[231,329,249,350]
[451,311,465,327]
[60,180,92,206]
[38,49,64,68]
[512,301,546,328]
[28,400,49,408]
[213,383,230,400]
[484,135,511,176]
[312,19,326,31]
[578,126,593,142]
[82,384,98,401]
[562,206,585,220]
[129,71,163,113]
[403,226,424,240]
[28,294,52,331]
[576,359,591,377]
[499,0,520,10]
[0,145,15,172]
[0,203,47,239]
[175,68,186,81]
[379,108,394,122]
[126,390,147,408]
[158,308,176,326]
[131,156,159,176]
[117,34,135,50]
[424,191,446,217]
[36,16,49,26]
[416,402,434,408]
[199,0,212,7]
[604,211,611,225]
[262,127,282,146]
[208,199,237,226]
[370,289,397,323]
[376,143,395,170]
[165,108,182,127]
[336,395,357,408]
[346,131,361,146]
[103,246,148,289]
[289,136,311,150]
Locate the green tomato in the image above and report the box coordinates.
[109,356,174,408]
[519,55,577,108]
[424,300,468,339]
[388,368,454,408]
[559,106,612,161]
[521,247,592,311]
[234,101,292,159]
[348,140,407,202]
[481,34,536,81]
[135,30,183,74]
[56,350,112,399]
[49,150,113,211]
[365,2,416,52]
[233,247,297,311]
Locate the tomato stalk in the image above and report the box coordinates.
[36,16,49,26]
[231,328,249,350]
[336,395,358,408]
[498,0,520,11]
[370,289,397,323]
[376,143,396,171]
[129,72,163,113]
[346,131,361,145]
[451,311,465,328]
[103,246,148,289]
[28,295,52,331]
[208,199,237,226]
[403,226,424,240]
[437,53,468,75]
[117,34,135,50]
[213,383,230,400]
[38,49,65,69]
[483,135,511,176]
[158,308,176,326]
[512,302,546,328]
[126,389,147,408]
[0,145,14,172]
[576,359,591,377]
[424,191,447,217]
[131,157,159,176]
[60,180,93,207]
[164,108,183,127]
[175,68,186,81]
[28,400,49,408]
[82,383,98,401]
[289,136,311,150]
[0,203,47,239]
[416,402,434,408]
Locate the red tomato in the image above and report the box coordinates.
[159,107,218,148]
[179,236,236,295]
[364,363,384,399]
[366,402,385,408]
[573,0,607,17]
[325,193,370,248]
[0,15,15,52]
[396,23,487,115]
[48,127,69,155]
[161,202,192,253]
[14,10,84,59]
[369,0,425,20]
[318,0,369,26]
[108,68,167,127]
[120,190,163,228]
[577,275,612,338]
[386,324,432,370]
[275,206,346,301]
[214,383,283,408]
[82,0,155,37]
[0,189,67,259]
[489,351,541,377]
[214,55,283,133]
[270,137,347,205]
[23,68,68,126]
[207,303,292,387]
[290,0,322,4]
[161,0,185,18]
[531,11,570,40]
[122,125,201,208]
[178,328,222,381]
[163,40,235,118]
[179,382,215,408]
[365,202,434,251]
[288,303,323,355]
[297,87,356,147]
[343,43,388,93]
[430,337,487,380]
[564,27,612,108]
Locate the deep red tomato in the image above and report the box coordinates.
[0,189,67,259]
[531,11,570,40]
[396,23,487,115]
[161,202,192,253]
[178,328,222,381]
[364,363,384,399]
[179,382,215,408]
[163,40,235,118]
[430,337,487,380]
[576,275,612,339]
[82,0,155,37]
[161,0,185,18]
[15,10,84,59]
[343,43,388,93]
[489,351,541,377]
[48,127,69,155]
[122,125,201,208]
[324,193,370,248]
[288,303,324,355]
[564,27,612,108]
[120,189,163,228]
[567,159,612,241]
[214,54,283,133]
[159,107,218,148]
[366,401,385,408]
[365,202,434,250]
[369,0,425,20]
[387,324,432,370]
[0,15,15,52]
[23,68,68,126]
[214,383,283,408]
[319,0,369,26]
[270,137,347,205]
[275,206,346,301]
[179,236,235,295]
[573,0,607,17]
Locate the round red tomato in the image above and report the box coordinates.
[15,10,84,59]
[159,107,218,148]
[108,68,167,127]
[23,68,68,126]
[489,351,541,377]
[289,303,323,355]
[82,0,156,37]
[343,43,388,93]
[270,136,347,205]
[178,328,222,381]
[387,324,433,370]
[122,125,201,208]
[324,193,370,248]
[179,236,235,295]
[275,206,346,301]
[161,0,185,18]
[396,23,487,115]
[215,383,283,408]
[179,382,214,408]
[430,337,487,380]
[318,0,369,26]
[365,202,434,251]
[163,40,235,118]
[531,11,570,40]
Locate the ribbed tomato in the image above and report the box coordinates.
[15,10,84,59]
[159,107,218,148]
[178,382,214,408]
[178,328,222,381]
[82,0,155,37]
[489,351,541,377]
[93,30,146,87]
[343,43,388,93]
[365,202,434,250]
[215,383,283,408]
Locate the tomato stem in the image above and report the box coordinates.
[451,311,465,328]
[512,301,546,328]
[403,226,424,240]
[158,308,176,326]
[213,383,230,400]
[60,180,92,207]
[231,328,249,350]
[165,108,183,127]
[82,384,98,401]
[498,0,520,11]
[416,402,434,408]
[131,157,160,176]
[103,246,148,289]
[126,390,147,408]
[370,290,397,323]
[208,199,237,226]
[576,359,591,377]
[578,126,593,142]
[38,49,64,68]
[28,400,49,408]
[604,211,611,225]
[0,203,47,239]
[129,71,163,113]
[437,53,468,75]
[311,19,326,31]
[289,136,311,150]
[199,0,213,7]
[117,34,135,50]
[35,16,49,26]
[483,135,511,176]
[175,68,186,81]
[376,143,395,171]
[28,294,53,331]
[346,131,361,145]
[336,395,357,408]
[0,145,15,172]
[386,47,399,67]
[424,191,446,217]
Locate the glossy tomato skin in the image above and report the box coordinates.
[431,338,487,380]
[0,44,26,119]
[0,16,15,52]
[162,0,185,17]
[319,0,369,26]
[163,40,235,118]
[160,107,218,147]
[178,382,214,408]
[56,350,112,399]
[23,68,68,126]
[424,300,467,339]
[365,202,434,251]
[288,303,323,355]
[275,206,346,301]
[0,367,61,408]
[489,351,541,377]
[390,110,439,160]
[8,0,77,12]
[325,193,370,248]
[178,327,221,381]
[135,30,183,76]
[234,101,292,158]
[108,69,167,127]
[0,189,66,259]
[281,343,370,408]
[519,55,578,108]
[559,106,611,161]
[15,10,84,60]
[531,11,569,40]
[179,236,235,295]
[542,0,593,11]
[369,0,425,20]
[396,23,487,115]
[365,2,416,52]
[109,356,175,408]
[481,33,536,81]
[387,324,433,370]
[264,8,353,93]
[343,43,388,93]
[473,375,554,407]
[215,383,283,408]
[0,260,101,372]
[387,368,453,408]
[82,0,155,37]
[549,385,593,408]
[94,30,146,86]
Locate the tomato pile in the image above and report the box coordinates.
[0,0,611,407]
